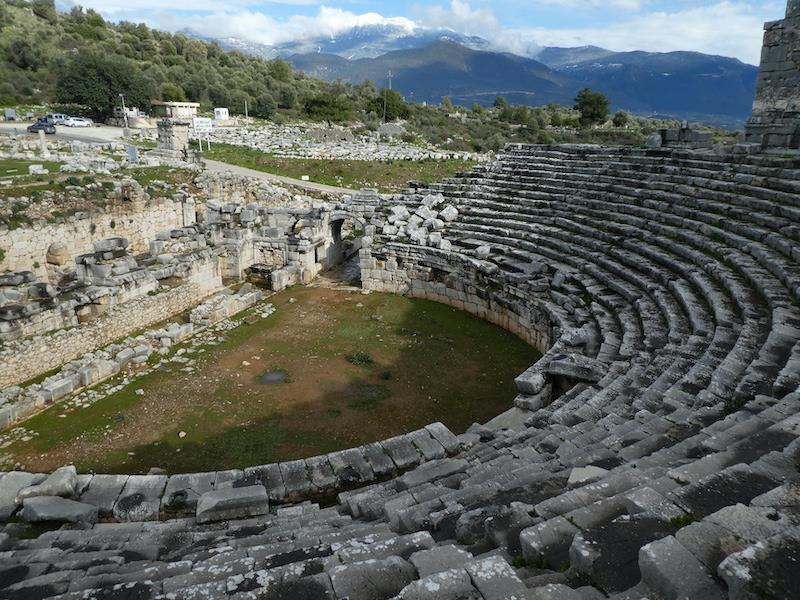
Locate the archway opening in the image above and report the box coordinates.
[324,216,364,286]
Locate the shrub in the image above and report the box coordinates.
[348,351,373,366]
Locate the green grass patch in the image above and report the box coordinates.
[0,158,62,177]
[670,513,697,529]
[128,166,196,188]
[4,288,542,474]
[197,143,476,193]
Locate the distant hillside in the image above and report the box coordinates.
[189,24,490,61]
[290,40,758,127]
[290,41,577,107]
[536,46,616,69]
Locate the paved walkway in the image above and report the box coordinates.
[203,159,355,195]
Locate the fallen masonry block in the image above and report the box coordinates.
[0,472,46,520]
[22,496,98,525]
[18,466,78,501]
[196,485,269,524]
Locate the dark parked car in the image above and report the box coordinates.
[27,119,56,135]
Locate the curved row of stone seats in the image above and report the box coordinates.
[0,423,460,525]
[432,148,800,409]
[2,145,799,599]
[355,145,799,596]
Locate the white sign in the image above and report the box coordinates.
[214,108,230,121]
[193,117,213,135]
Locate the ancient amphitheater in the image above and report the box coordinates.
[0,3,799,600]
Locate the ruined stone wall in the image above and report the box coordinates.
[0,261,222,389]
[0,200,191,276]
[361,243,553,353]
[745,0,800,149]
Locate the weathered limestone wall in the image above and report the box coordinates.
[745,0,800,149]
[0,261,222,389]
[0,199,192,276]
[361,243,553,353]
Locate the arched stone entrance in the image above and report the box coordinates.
[322,212,366,285]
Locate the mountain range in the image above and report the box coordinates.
[188,25,759,128]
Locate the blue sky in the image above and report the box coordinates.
[58,1,787,64]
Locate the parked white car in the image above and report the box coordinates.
[45,113,69,125]
[63,117,93,127]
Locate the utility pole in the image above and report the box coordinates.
[244,99,248,119]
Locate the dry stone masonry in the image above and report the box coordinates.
[0,6,798,598]
[745,0,800,150]
[209,122,486,162]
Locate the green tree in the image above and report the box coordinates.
[303,93,353,122]
[574,88,610,127]
[493,96,509,110]
[32,0,57,23]
[161,82,187,101]
[441,96,454,111]
[57,52,155,119]
[8,38,42,70]
[368,88,410,122]
[613,110,630,128]
[268,59,292,83]
[255,93,277,119]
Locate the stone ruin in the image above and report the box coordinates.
[0,4,799,599]
[745,0,800,150]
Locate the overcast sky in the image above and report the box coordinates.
[57,0,787,65]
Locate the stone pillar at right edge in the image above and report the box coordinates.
[744,0,800,150]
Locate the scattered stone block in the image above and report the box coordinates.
[397,568,480,600]
[196,485,269,524]
[22,496,98,524]
[0,472,45,520]
[18,466,78,501]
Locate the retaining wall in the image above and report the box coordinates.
[361,243,553,353]
[0,264,222,389]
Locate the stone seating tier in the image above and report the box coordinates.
[1,145,799,599]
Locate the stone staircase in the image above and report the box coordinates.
[1,144,799,599]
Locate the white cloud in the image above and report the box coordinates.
[535,0,644,10]
[411,0,502,37]
[136,6,418,47]
[500,2,777,64]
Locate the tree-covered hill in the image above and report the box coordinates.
[0,0,332,119]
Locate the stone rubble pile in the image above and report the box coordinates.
[208,124,485,162]
[189,284,266,327]
[379,193,459,252]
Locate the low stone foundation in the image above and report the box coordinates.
[0,276,221,390]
